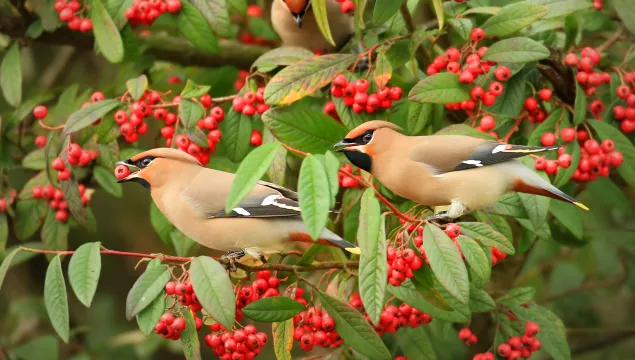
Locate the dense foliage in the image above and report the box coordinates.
[1,0,635,359]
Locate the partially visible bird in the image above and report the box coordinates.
[271,0,354,54]
[334,120,588,222]
[117,148,359,267]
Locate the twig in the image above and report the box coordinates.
[400,2,429,69]
[18,246,358,273]
[597,25,625,53]
[38,119,65,131]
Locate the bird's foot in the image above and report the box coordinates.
[425,211,454,226]
[220,249,246,272]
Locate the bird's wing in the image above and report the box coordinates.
[210,193,303,218]
[408,136,560,174]
[257,180,299,201]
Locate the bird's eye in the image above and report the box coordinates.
[362,133,373,144]
[141,158,152,167]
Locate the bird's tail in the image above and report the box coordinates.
[290,230,361,255]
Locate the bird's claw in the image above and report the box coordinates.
[425,211,453,226]
[221,249,246,272]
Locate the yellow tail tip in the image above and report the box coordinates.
[574,202,590,211]
[345,247,361,255]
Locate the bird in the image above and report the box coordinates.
[116,148,359,268]
[271,0,354,54]
[334,120,589,222]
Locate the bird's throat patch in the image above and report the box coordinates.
[343,151,372,173]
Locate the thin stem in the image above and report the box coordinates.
[38,120,65,131]
[597,25,625,53]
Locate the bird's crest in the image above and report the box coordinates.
[129,148,202,166]
[345,120,403,139]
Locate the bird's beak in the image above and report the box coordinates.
[292,12,304,28]
[116,160,140,183]
[334,140,364,153]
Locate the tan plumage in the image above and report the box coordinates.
[117,148,359,260]
[271,0,354,53]
[335,121,588,220]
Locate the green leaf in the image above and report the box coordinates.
[358,189,386,325]
[189,0,231,37]
[553,140,580,187]
[432,0,444,29]
[272,319,294,360]
[298,155,331,240]
[105,0,134,28]
[312,0,337,46]
[176,0,220,53]
[93,166,123,198]
[318,292,391,359]
[41,209,70,258]
[481,3,549,37]
[468,284,496,312]
[170,229,197,257]
[528,107,564,145]
[550,200,583,239]
[435,124,495,140]
[179,99,205,129]
[527,0,591,19]
[457,235,490,283]
[408,73,471,104]
[225,142,282,213]
[388,279,469,322]
[458,222,515,254]
[373,0,405,25]
[180,79,211,98]
[588,120,635,189]
[373,51,392,90]
[407,102,433,135]
[0,42,22,107]
[15,200,48,241]
[323,151,340,208]
[5,92,55,130]
[30,0,63,31]
[22,149,47,170]
[464,6,500,15]
[397,327,437,360]
[126,75,148,101]
[423,224,469,304]
[409,268,454,311]
[221,108,252,162]
[181,307,203,360]
[68,242,101,307]
[136,293,165,336]
[512,303,570,359]
[242,297,306,322]
[487,69,527,117]
[62,99,120,136]
[125,265,171,320]
[572,83,587,126]
[0,248,20,294]
[12,336,59,360]
[497,287,535,307]
[264,54,358,105]
[262,107,347,154]
[189,257,236,329]
[0,214,7,252]
[448,18,472,41]
[613,0,635,37]
[44,255,70,343]
[333,95,371,130]
[482,37,550,64]
[252,47,315,71]
[90,0,124,63]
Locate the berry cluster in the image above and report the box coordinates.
[497,322,541,360]
[537,129,623,181]
[204,324,268,359]
[612,74,635,134]
[234,70,249,91]
[349,293,432,335]
[293,306,342,351]
[335,0,355,14]
[31,184,90,223]
[387,246,423,286]
[54,0,93,32]
[154,312,199,341]
[235,271,285,322]
[521,89,551,124]
[458,327,479,346]
[429,30,513,112]
[232,88,270,116]
[156,279,204,341]
[337,164,364,188]
[116,92,162,143]
[564,47,610,98]
[471,353,495,360]
[125,0,182,27]
[0,190,16,214]
[330,75,403,114]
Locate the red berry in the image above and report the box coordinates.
[333,74,348,88]
[52,157,66,171]
[34,135,47,148]
[79,18,92,32]
[446,48,460,62]
[390,87,403,100]
[482,92,496,106]
[539,88,552,101]
[608,151,623,167]
[242,104,256,116]
[445,223,461,238]
[250,130,262,146]
[470,86,484,101]
[540,132,556,146]
[165,281,176,295]
[232,97,245,112]
[617,85,631,99]
[495,66,511,81]
[55,210,68,222]
[172,317,186,332]
[114,164,131,180]
[166,0,182,13]
[525,97,538,111]
[33,105,48,119]
[508,336,523,349]
[471,28,485,42]
[558,153,572,168]
[459,71,474,84]
[340,0,354,14]
[545,160,558,175]
[525,321,540,335]
[590,100,605,114]
[458,328,472,341]
[488,82,504,96]
[355,79,369,93]
[560,127,576,142]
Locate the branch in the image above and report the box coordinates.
[597,25,625,53]
[0,13,267,69]
[538,50,576,105]
[18,246,358,273]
